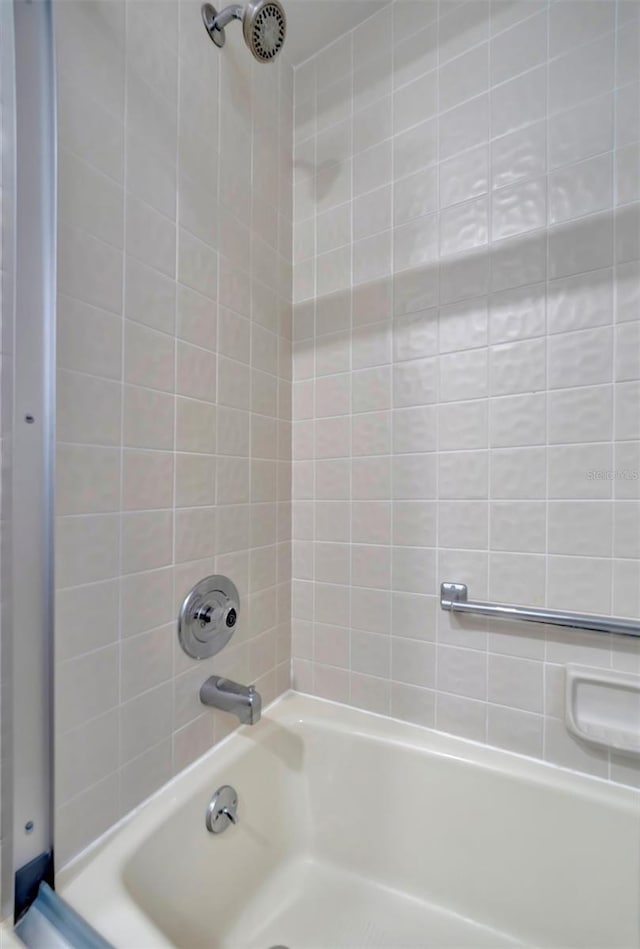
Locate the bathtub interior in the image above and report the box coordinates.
[121,722,310,946]
[118,708,640,949]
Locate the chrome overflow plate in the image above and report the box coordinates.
[206,784,238,834]
[178,575,240,660]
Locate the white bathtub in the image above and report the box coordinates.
[58,693,640,949]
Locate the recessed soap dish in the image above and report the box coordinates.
[565,665,640,757]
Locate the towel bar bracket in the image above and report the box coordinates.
[441,582,468,607]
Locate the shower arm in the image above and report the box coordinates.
[212,4,243,30]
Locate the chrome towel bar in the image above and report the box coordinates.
[440,582,640,639]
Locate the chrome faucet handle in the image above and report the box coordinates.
[178,575,240,660]
[220,806,237,824]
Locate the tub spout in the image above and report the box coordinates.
[200,675,262,725]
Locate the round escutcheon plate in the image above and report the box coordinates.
[178,575,240,660]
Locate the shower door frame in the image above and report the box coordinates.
[2,0,57,921]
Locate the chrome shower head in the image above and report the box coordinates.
[243,0,286,62]
[201,0,286,62]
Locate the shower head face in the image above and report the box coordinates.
[242,0,286,62]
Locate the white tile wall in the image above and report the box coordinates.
[292,0,640,786]
[54,0,293,865]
